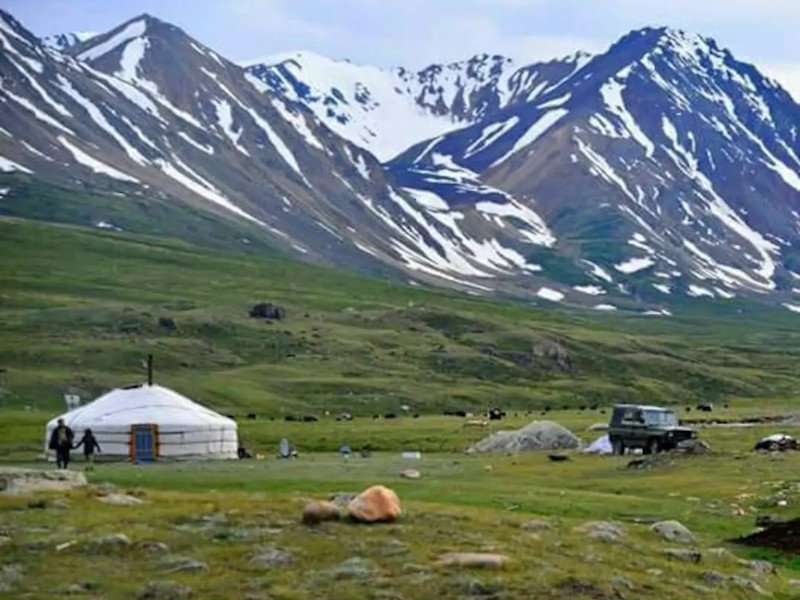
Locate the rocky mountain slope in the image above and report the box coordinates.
[388,28,800,307]
[246,50,591,161]
[2,10,799,313]
[1,11,559,294]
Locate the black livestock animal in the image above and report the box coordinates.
[488,408,506,421]
[248,302,286,320]
[302,415,319,423]
[246,413,257,420]
[384,413,398,419]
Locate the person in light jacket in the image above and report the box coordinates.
[74,428,101,470]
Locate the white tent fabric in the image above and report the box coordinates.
[583,434,613,455]
[44,384,238,460]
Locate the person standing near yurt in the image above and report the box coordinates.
[74,428,101,470]
[48,418,75,469]
[44,382,239,461]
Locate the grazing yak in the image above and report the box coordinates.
[488,408,506,421]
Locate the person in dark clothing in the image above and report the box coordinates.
[74,428,101,470]
[48,418,74,469]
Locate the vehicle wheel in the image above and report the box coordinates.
[644,438,659,455]
[612,439,625,455]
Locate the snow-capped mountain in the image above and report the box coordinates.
[42,31,97,51]
[2,10,799,313]
[389,28,800,305]
[245,50,592,161]
[0,11,559,297]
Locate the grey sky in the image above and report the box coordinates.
[4,0,800,96]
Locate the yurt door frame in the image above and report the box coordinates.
[130,424,159,463]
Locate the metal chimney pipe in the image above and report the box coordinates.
[147,354,153,386]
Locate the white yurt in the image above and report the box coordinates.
[45,383,238,462]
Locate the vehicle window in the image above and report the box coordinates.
[643,410,678,426]
[621,409,642,424]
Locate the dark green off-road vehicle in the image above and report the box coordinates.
[607,404,697,455]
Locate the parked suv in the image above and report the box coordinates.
[607,404,697,455]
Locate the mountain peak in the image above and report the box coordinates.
[0,9,42,50]
[42,31,98,51]
[0,8,16,25]
[613,25,723,60]
[250,49,350,68]
[0,8,28,38]
[74,12,208,66]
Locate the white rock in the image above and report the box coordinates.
[0,468,86,495]
[98,493,145,506]
[650,520,696,544]
[469,420,579,453]
[400,469,421,480]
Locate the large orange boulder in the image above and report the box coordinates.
[347,485,401,523]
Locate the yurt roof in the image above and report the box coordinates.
[47,384,235,431]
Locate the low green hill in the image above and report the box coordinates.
[1,217,799,416]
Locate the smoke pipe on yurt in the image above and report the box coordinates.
[147,354,153,386]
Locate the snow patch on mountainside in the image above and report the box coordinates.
[474,199,555,246]
[465,117,519,158]
[344,146,371,180]
[594,303,618,311]
[574,285,606,295]
[600,77,655,157]
[5,54,72,117]
[615,257,655,273]
[404,188,449,211]
[155,156,264,225]
[271,97,324,150]
[388,187,543,277]
[537,287,564,302]
[0,154,33,173]
[688,284,715,298]
[248,51,466,161]
[211,98,249,156]
[582,260,614,283]
[1,85,75,134]
[57,135,139,182]
[57,76,148,165]
[78,19,146,62]
[653,283,672,294]
[491,109,568,167]
[178,132,214,154]
[242,104,309,184]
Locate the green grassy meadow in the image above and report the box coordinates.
[3,416,800,599]
[2,216,800,420]
[3,216,800,598]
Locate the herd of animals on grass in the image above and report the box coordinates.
[4,307,800,597]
